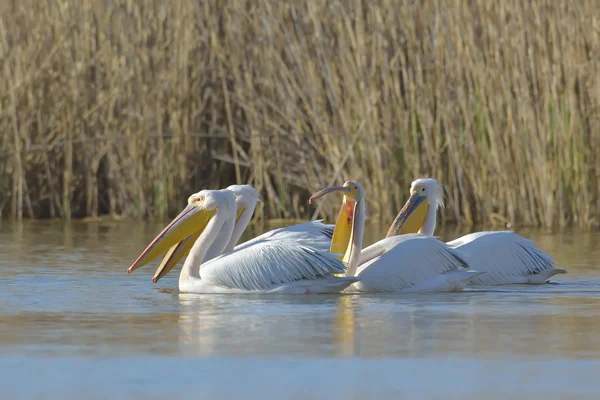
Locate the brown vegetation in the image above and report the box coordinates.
[0,0,598,228]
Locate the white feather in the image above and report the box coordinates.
[446,231,566,285]
[407,178,567,285]
[354,234,477,292]
[309,180,483,293]
[265,275,359,294]
[165,189,356,294]
[236,220,333,253]
[411,178,445,209]
[201,238,347,291]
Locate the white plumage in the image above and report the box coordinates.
[309,181,483,293]
[235,220,333,254]
[224,185,333,255]
[132,189,356,294]
[149,186,337,280]
[355,234,480,292]
[392,178,567,285]
[201,238,346,291]
[446,231,560,285]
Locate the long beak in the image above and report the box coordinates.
[386,193,428,237]
[309,186,351,203]
[128,204,216,273]
[151,231,200,283]
[236,207,246,222]
[152,206,245,283]
[309,185,354,261]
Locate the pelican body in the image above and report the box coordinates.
[143,185,336,283]
[309,181,484,293]
[388,178,567,285]
[225,185,334,255]
[128,189,357,294]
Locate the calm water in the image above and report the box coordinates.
[1,220,599,399]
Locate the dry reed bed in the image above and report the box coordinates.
[0,0,598,228]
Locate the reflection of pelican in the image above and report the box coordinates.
[309,181,483,292]
[175,293,363,358]
[138,185,335,283]
[332,296,356,357]
[128,189,358,294]
[389,178,567,285]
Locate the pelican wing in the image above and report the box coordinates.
[235,220,333,252]
[356,234,470,292]
[201,238,346,291]
[275,219,333,239]
[447,231,556,285]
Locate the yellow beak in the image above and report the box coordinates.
[386,193,428,237]
[152,230,201,283]
[127,204,216,274]
[236,207,246,222]
[150,207,246,283]
[330,196,356,261]
[309,186,354,260]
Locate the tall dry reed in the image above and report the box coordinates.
[0,0,598,228]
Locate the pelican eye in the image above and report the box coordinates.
[421,188,425,192]
[191,196,204,205]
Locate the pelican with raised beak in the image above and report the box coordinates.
[309,181,483,292]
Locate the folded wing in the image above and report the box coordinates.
[447,231,556,285]
[356,234,470,292]
[201,238,346,291]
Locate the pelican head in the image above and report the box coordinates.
[386,178,444,237]
[310,181,364,264]
[309,180,364,203]
[226,184,263,221]
[128,189,234,282]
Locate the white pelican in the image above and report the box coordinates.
[309,181,484,292]
[132,185,336,283]
[128,189,358,294]
[223,184,334,253]
[388,178,567,285]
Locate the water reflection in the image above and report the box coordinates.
[168,287,600,360]
[1,219,600,362]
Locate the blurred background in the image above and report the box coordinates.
[0,0,598,228]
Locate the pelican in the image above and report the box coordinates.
[135,185,336,283]
[309,181,484,292]
[388,178,567,285]
[224,184,334,253]
[128,189,358,294]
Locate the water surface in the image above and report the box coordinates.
[1,220,599,399]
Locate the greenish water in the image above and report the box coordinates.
[1,220,599,399]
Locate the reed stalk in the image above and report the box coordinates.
[0,0,597,229]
